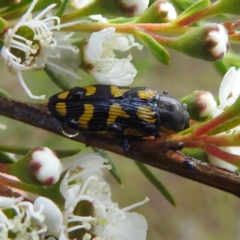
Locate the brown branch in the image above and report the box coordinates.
[0,96,240,197]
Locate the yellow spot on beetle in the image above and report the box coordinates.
[56,102,67,116]
[138,89,157,100]
[83,86,96,96]
[107,103,130,125]
[137,106,156,123]
[78,104,94,128]
[58,91,69,99]
[110,86,130,97]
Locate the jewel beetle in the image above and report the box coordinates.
[47,85,189,137]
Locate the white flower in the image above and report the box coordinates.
[30,147,63,185]
[93,204,148,240]
[0,196,47,239]
[83,27,143,86]
[121,0,149,16]
[59,153,148,240]
[205,24,228,60]
[0,153,148,239]
[158,1,177,22]
[1,0,80,100]
[215,67,240,116]
[208,67,240,171]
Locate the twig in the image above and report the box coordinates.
[0,96,240,197]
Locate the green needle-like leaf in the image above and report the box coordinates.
[0,145,81,158]
[208,117,240,135]
[0,0,31,17]
[56,0,70,17]
[0,16,8,35]
[176,0,211,22]
[0,151,16,164]
[135,161,176,207]
[0,88,9,97]
[45,65,72,91]
[56,149,81,158]
[108,17,137,23]
[136,31,170,65]
[213,60,231,76]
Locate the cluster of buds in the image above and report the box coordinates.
[171,67,240,171]
[0,0,230,99]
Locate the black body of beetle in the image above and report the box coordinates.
[47,85,189,137]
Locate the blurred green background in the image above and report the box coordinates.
[0,47,239,240]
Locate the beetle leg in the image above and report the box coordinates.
[123,136,142,155]
[123,138,131,154]
[184,159,195,175]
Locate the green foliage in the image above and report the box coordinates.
[135,161,176,207]
[136,31,170,65]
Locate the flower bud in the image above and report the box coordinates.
[120,0,149,16]
[181,90,217,121]
[135,0,177,23]
[174,24,228,62]
[158,1,177,22]
[29,147,63,186]
[69,0,149,18]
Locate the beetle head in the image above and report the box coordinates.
[157,95,189,132]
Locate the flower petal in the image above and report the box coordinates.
[84,27,115,63]
[34,196,63,233]
[91,60,137,85]
[101,212,148,240]
[0,196,23,207]
[231,68,240,98]
[219,67,237,105]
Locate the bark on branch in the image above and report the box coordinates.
[0,96,240,197]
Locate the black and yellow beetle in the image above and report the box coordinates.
[47,85,189,137]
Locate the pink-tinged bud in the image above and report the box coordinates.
[158,1,177,22]
[121,0,149,16]
[181,91,217,121]
[134,0,177,23]
[29,147,63,186]
[205,24,228,60]
[175,24,229,62]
